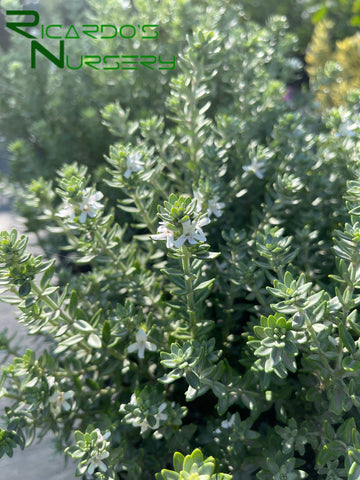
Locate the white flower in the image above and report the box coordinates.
[137,419,151,434]
[78,188,104,223]
[86,450,109,475]
[56,188,103,223]
[207,195,225,218]
[221,414,236,429]
[121,395,150,433]
[94,429,111,449]
[152,402,168,428]
[214,414,236,434]
[124,152,144,178]
[194,191,225,218]
[150,221,175,248]
[127,328,157,359]
[49,390,74,417]
[120,394,168,435]
[119,393,136,413]
[129,402,168,434]
[57,201,76,220]
[174,217,210,248]
[243,158,266,179]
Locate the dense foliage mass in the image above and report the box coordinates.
[2,1,360,479]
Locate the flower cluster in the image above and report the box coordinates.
[193,189,225,218]
[65,427,111,477]
[150,194,210,249]
[57,187,103,223]
[120,390,169,435]
[85,429,111,475]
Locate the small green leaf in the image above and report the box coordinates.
[212,381,227,399]
[74,431,84,443]
[173,452,184,472]
[350,447,360,465]
[69,290,78,318]
[160,469,180,480]
[102,320,111,344]
[87,333,102,349]
[74,320,94,332]
[60,334,84,347]
[194,279,214,291]
[317,441,345,465]
[72,449,85,459]
[19,282,31,297]
[339,323,356,353]
[337,418,356,445]
[42,286,59,295]
[194,251,221,260]
[349,460,360,480]
[342,356,360,372]
[40,264,55,289]
[76,255,96,264]
[350,15,360,27]
[185,370,200,389]
[192,448,205,465]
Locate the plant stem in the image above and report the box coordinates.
[94,230,120,264]
[182,246,197,338]
[30,282,73,324]
[29,283,94,354]
[52,215,80,246]
[133,190,156,234]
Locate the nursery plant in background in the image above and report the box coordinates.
[2,1,360,480]
[1,0,358,186]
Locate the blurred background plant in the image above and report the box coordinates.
[1,0,359,188]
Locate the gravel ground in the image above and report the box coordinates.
[0,199,77,479]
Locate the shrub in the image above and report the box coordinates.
[306,20,360,108]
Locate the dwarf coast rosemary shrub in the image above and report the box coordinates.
[2,106,360,479]
[3,2,360,480]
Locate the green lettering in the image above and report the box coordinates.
[119,25,136,39]
[100,25,117,39]
[103,56,120,70]
[6,10,39,39]
[121,55,138,70]
[65,25,80,39]
[46,25,62,39]
[82,25,99,39]
[66,55,83,70]
[84,56,101,70]
[158,55,176,70]
[139,55,156,70]
[31,40,64,68]
[141,25,159,39]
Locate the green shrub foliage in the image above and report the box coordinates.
[2,1,360,480]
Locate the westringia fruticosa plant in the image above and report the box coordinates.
[3,4,360,480]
